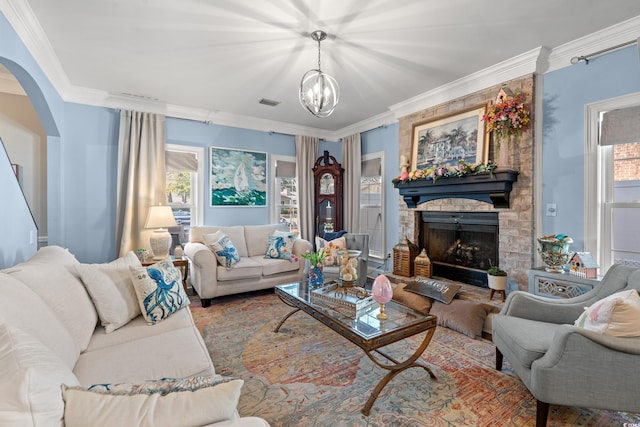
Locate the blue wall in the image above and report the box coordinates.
[166,118,297,226]
[542,46,640,251]
[0,12,63,265]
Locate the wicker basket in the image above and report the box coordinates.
[414,249,432,278]
[393,237,419,277]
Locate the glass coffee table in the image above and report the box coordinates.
[274,281,438,416]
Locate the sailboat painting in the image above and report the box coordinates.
[210,147,267,206]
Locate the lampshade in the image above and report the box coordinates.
[299,30,340,118]
[144,205,178,229]
[145,205,177,260]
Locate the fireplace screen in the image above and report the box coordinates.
[418,212,499,287]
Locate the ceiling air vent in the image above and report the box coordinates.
[258,98,280,107]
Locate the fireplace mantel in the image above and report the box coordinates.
[394,170,519,209]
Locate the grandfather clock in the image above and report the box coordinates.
[313,151,343,237]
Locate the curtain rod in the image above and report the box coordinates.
[570,39,638,64]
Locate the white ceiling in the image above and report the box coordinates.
[4,0,640,137]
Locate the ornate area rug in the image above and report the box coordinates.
[190,291,639,427]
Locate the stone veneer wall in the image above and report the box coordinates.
[397,74,536,291]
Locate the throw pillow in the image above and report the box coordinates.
[265,232,296,260]
[392,282,432,314]
[130,261,190,325]
[315,236,347,266]
[203,230,240,269]
[429,300,491,339]
[62,376,243,427]
[0,324,80,427]
[76,251,142,333]
[403,277,462,304]
[574,289,640,337]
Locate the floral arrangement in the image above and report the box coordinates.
[482,91,530,144]
[301,248,328,267]
[392,159,497,184]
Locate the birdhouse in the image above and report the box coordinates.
[569,252,599,279]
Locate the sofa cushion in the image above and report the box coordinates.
[0,324,80,427]
[130,261,190,325]
[255,257,300,277]
[264,233,296,260]
[73,323,215,386]
[76,251,142,333]
[217,257,262,281]
[245,224,287,257]
[0,272,79,368]
[194,226,248,258]
[4,246,98,352]
[62,376,243,427]
[204,231,241,269]
[492,315,558,368]
[575,288,640,337]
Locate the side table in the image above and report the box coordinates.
[143,257,189,293]
[528,267,602,299]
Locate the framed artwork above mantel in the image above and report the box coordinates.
[411,106,487,171]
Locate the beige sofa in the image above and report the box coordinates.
[0,246,269,427]
[185,224,312,307]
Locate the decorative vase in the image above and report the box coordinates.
[537,236,574,273]
[372,275,393,320]
[338,250,361,286]
[308,265,324,288]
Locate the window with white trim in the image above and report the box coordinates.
[586,97,640,272]
[165,145,204,245]
[271,155,299,233]
[359,152,385,260]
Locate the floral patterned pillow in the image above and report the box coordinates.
[129,261,189,325]
[315,236,347,266]
[265,233,296,260]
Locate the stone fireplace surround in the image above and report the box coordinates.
[396,74,536,291]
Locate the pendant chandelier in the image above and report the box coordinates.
[299,30,340,118]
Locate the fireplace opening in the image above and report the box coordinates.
[418,211,499,287]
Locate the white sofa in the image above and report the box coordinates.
[185,224,312,307]
[0,246,269,427]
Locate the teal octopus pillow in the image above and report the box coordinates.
[130,261,189,325]
[265,233,295,260]
[203,231,240,269]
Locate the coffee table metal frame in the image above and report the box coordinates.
[274,282,437,416]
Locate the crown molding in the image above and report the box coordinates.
[2,0,72,93]
[166,104,338,140]
[334,110,397,139]
[546,15,640,73]
[388,47,543,120]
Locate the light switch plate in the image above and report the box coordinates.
[546,203,557,217]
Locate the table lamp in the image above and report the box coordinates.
[144,205,177,260]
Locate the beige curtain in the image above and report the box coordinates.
[295,135,318,242]
[342,133,361,233]
[115,110,167,257]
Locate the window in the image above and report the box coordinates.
[586,97,640,272]
[165,145,204,244]
[359,152,385,260]
[271,155,299,233]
